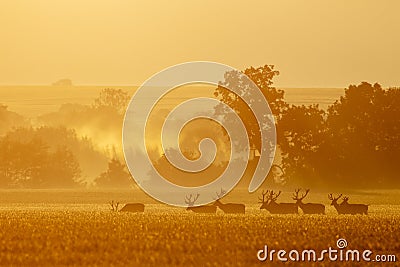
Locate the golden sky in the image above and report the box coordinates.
[0,1,399,87]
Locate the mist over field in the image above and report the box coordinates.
[0,83,398,191]
[3,85,330,187]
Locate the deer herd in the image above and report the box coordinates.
[110,189,368,215]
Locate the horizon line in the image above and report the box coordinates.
[0,84,348,89]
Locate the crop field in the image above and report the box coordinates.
[0,190,399,266]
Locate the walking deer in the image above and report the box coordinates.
[292,189,325,214]
[259,190,298,214]
[328,193,346,214]
[185,194,217,213]
[213,189,245,214]
[340,196,368,215]
[110,200,145,212]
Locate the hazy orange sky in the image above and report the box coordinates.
[0,1,399,87]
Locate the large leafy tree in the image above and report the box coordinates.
[214,65,288,150]
[279,82,400,189]
[323,82,400,188]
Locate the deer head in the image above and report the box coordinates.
[292,189,310,203]
[342,196,349,204]
[328,193,342,206]
[184,193,200,208]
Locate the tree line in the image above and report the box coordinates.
[216,65,400,189]
[0,89,133,189]
[1,68,399,189]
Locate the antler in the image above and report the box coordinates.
[292,188,301,200]
[328,193,342,201]
[270,190,281,201]
[301,189,310,200]
[343,196,349,202]
[185,193,200,205]
[258,190,269,203]
[215,188,226,199]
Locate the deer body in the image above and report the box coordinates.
[120,203,145,212]
[110,201,144,213]
[213,189,245,214]
[340,197,368,215]
[340,203,368,215]
[331,202,347,214]
[293,189,325,214]
[185,193,217,214]
[297,202,325,214]
[261,201,298,214]
[214,200,245,214]
[259,190,298,214]
[328,194,368,215]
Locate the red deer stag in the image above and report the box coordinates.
[293,189,325,214]
[185,194,217,214]
[259,190,298,214]
[340,196,368,215]
[110,200,144,213]
[213,189,245,214]
[328,193,346,214]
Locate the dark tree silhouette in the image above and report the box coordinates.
[93,88,130,114]
[3,126,108,183]
[0,137,47,187]
[214,65,288,150]
[0,134,82,188]
[38,146,81,188]
[277,104,326,187]
[95,158,133,188]
[278,82,400,189]
[323,82,400,188]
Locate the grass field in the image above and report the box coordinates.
[0,190,398,266]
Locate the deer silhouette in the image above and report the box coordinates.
[259,190,298,214]
[185,194,217,213]
[328,193,346,214]
[340,196,368,215]
[110,200,144,212]
[292,189,325,214]
[213,189,245,214]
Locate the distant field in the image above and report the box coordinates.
[0,190,398,266]
[0,86,344,117]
